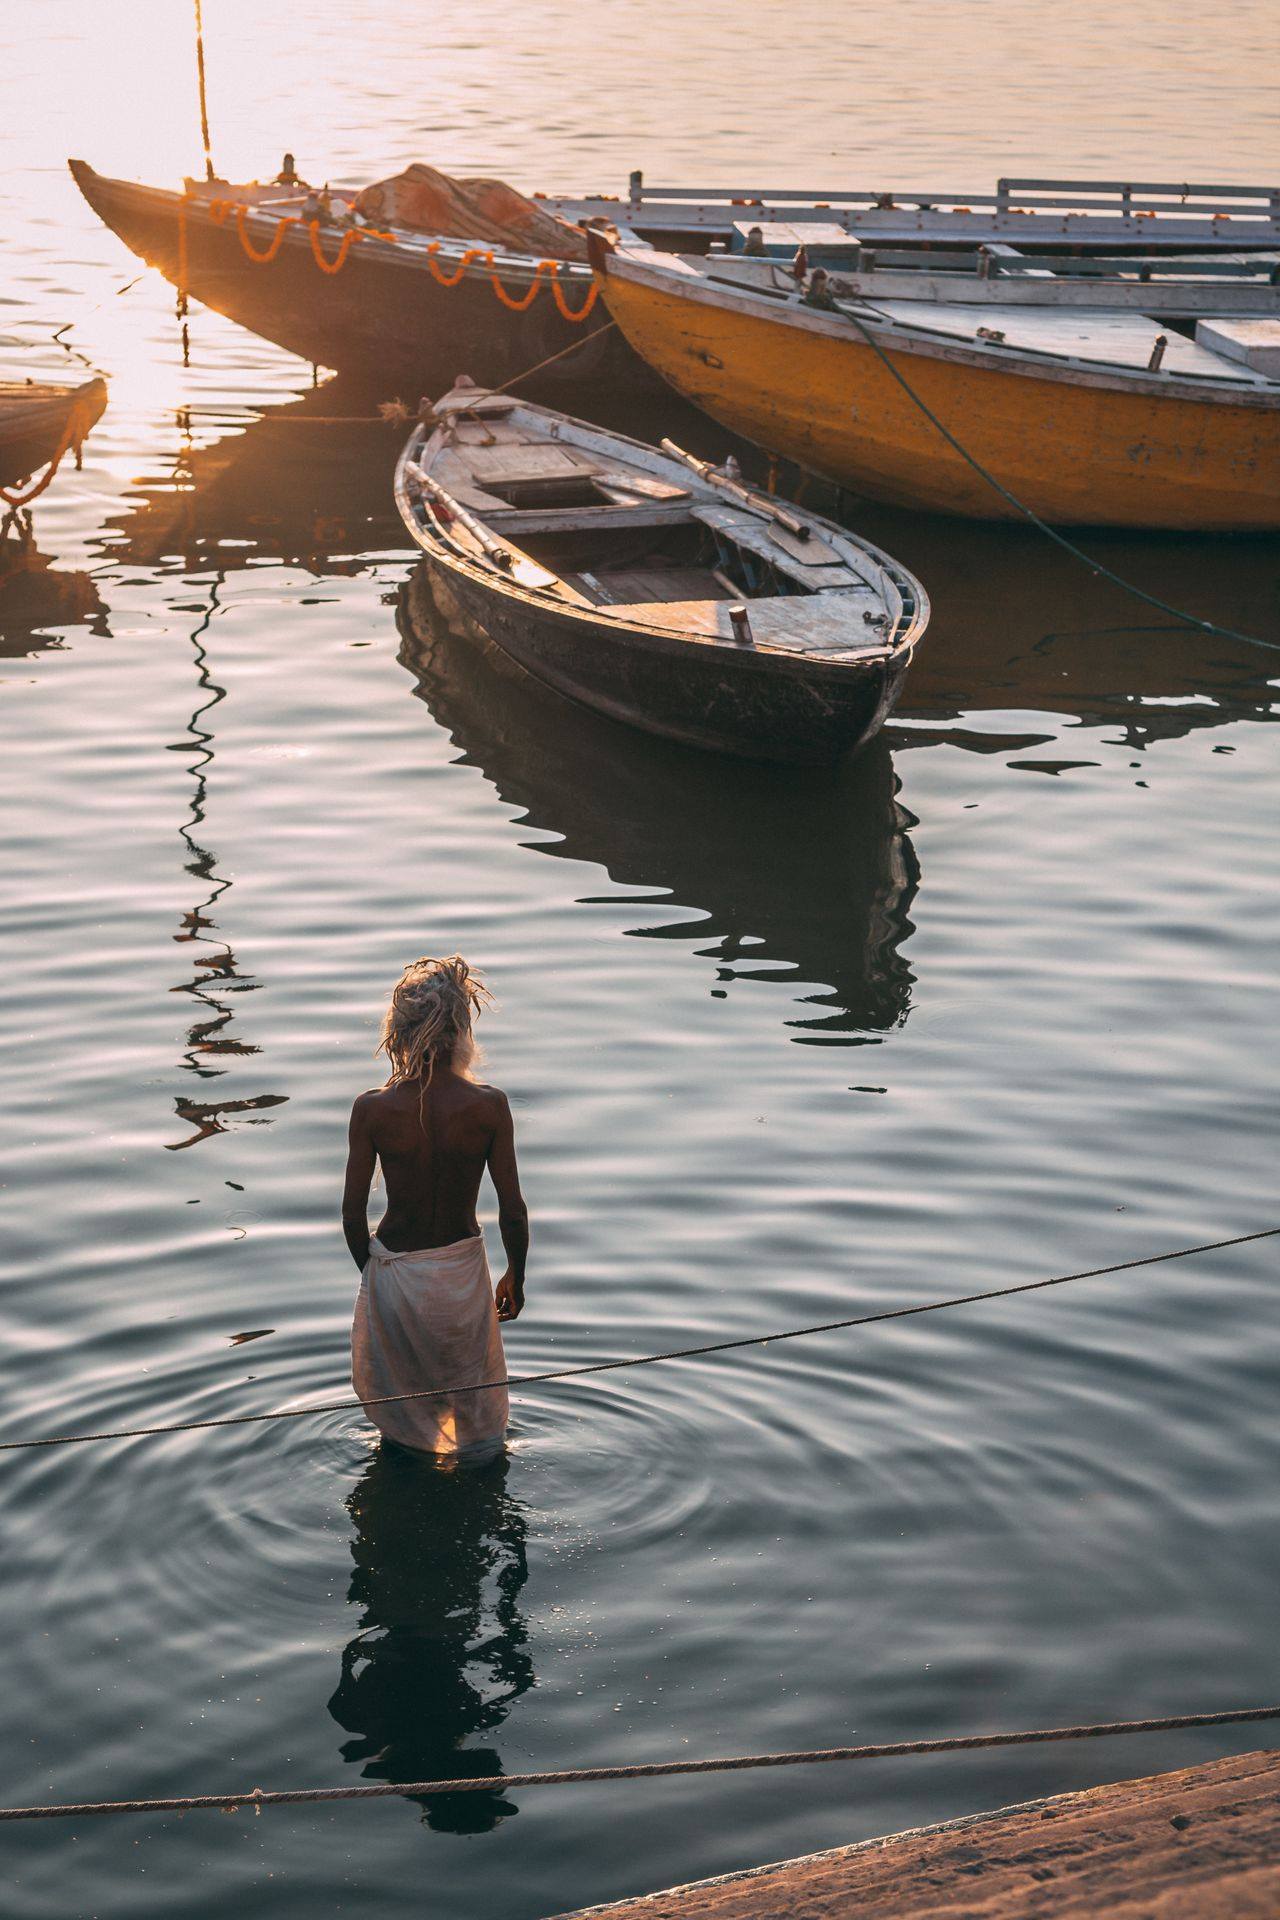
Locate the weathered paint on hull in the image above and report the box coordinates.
[69,162,649,399]
[599,272,1280,530]
[406,560,905,765]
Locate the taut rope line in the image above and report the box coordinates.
[0,1705,1275,1823]
[1,1225,1274,1455]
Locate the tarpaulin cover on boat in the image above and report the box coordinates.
[353,164,589,260]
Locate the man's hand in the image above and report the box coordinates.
[495,1269,524,1322]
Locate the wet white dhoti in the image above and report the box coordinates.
[352,1233,509,1459]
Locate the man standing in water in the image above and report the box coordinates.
[343,956,528,1459]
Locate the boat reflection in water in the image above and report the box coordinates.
[398,567,921,1045]
[857,505,1280,751]
[0,529,108,659]
[328,1446,533,1831]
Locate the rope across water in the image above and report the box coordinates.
[2,1224,1274,1454]
[1,1705,1275,1823]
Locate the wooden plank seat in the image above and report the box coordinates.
[598,590,891,657]
[692,502,862,591]
[567,566,734,607]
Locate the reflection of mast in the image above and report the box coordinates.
[167,569,285,1150]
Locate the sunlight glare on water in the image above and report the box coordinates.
[1,3,1278,1917]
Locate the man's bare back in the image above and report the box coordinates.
[343,1067,528,1321]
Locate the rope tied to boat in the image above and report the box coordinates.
[1,1223,1274,1455]
[0,400,95,511]
[839,307,1280,657]
[0,1704,1276,1824]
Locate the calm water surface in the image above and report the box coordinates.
[2,5,1279,1916]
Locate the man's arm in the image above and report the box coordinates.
[488,1093,529,1322]
[342,1095,377,1270]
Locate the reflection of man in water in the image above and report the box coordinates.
[328,1444,533,1831]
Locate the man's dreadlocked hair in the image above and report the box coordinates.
[377,955,491,1091]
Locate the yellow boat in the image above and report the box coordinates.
[589,242,1280,530]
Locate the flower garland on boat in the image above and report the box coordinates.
[175,194,600,321]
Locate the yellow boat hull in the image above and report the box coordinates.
[597,267,1280,530]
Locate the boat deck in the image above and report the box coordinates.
[548,1746,1280,1920]
[864,299,1279,384]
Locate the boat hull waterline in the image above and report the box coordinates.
[594,255,1280,530]
[413,561,909,762]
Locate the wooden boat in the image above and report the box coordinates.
[0,376,107,491]
[69,160,649,398]
[394,384,928,762]
[590,242,1280,530]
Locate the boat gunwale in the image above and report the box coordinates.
[605,249,1280,408]
[0,376,107,436]
[393,413,928,676]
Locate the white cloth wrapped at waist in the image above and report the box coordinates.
[351,1232,508,1458]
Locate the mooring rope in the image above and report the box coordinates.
[1,1225,1273,1455]
[1,1705,1276,1823]
[840,307,1280,657]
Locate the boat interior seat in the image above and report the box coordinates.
[598,590,893,656]
[691,502,862,591]
[567,567,734,608]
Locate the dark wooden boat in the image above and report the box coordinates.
[69,159,646,399]
[0,376,107,491]
[395,384,928,762]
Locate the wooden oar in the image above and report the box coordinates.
[659,439,811,539]
[406,463,560,591]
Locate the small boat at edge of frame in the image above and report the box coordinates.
[394,383,929,763]
[0,376,107,493]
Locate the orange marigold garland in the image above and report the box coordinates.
[176,196,602,323]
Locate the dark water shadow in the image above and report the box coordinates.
[397,573,919,1044]
[0,525,109,658]
[328,1444,534,1832]
[837,502,1280,749]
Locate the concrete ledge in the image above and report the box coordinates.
[549,1746,1280,1918]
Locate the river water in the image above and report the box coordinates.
[1,4,1278,1916]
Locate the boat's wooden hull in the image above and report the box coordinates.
[406,558,905,764]
[69,161,652,399]
[597,264,1280,530]
[0,377,107,490]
